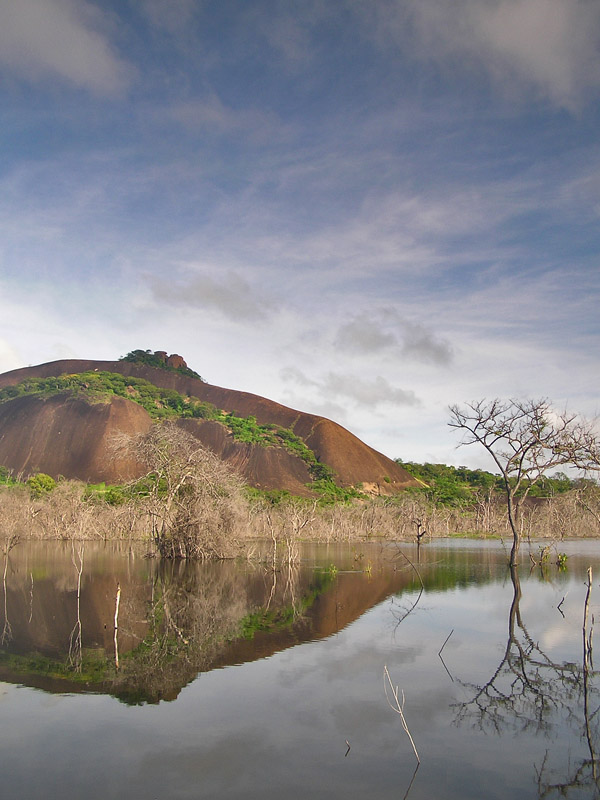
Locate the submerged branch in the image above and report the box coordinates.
[384,665,420,764]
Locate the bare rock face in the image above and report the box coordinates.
[166,354,187,370]
[0,393,152,483]
[148,350,187,370]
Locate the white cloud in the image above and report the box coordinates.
[0,0,133,95]
[334,316,397,354]
[473,0,600,109]
[372,0,600,111]
[335,311,453,365]
[147,268,273,322]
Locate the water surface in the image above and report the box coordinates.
[1,539,599,799]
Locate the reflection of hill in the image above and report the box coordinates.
[0,543,508,703]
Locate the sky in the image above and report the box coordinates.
[0,0,599,469]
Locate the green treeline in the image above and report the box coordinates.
[395,459,588,506]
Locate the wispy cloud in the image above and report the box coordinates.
[168,95,288,144]
[280,366,421,409]
[138,0,197,34]
[0,0,134,96]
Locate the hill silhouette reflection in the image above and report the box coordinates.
[0,541,505,703]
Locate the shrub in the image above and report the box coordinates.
[0,466,16,485]
[27,473,57,498]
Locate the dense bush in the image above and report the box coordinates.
[26,473,56,498]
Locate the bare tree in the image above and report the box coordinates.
[449,399,600,564]
[118,423,248,560]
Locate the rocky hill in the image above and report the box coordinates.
[0,351,417,495]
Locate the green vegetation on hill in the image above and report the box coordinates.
[395,459,584,506]
[0,371,215,420]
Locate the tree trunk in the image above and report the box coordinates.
[506,492,520,566]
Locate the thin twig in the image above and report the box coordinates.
[383,665,420,764]
[396,550,424,591]
[438,629,454,656]
[391,549,425,627]
[402,763,421,800]
[438,629,455,682]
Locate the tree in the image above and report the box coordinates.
[119,423,247,559]
[448,399,600,564]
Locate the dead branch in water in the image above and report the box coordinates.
[390,549,425,628]
[68,542,84,671]
[438,629,454,656]
[383,665,420,764]
[438,629,455,682]
[114,582,121,670]
[0,534,18,645]
[583,567,593,669]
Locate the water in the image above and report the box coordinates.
[1,539,599,799]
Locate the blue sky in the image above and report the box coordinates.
[0,0,599,468]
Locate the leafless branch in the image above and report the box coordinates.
[383,664,420,764]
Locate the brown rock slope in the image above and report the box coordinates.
[177,419,314,495]
[0,358,417,492]
[0,393,151,482]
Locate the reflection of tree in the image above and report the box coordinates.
[1,550,12,645]
[111,560,249,703]
[0,544,337,703]
[68,542,84,672]
[110,559,311,704]
[1,534,19,646]
[454,567,600,797]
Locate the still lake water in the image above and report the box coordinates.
[1,538,600,799]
